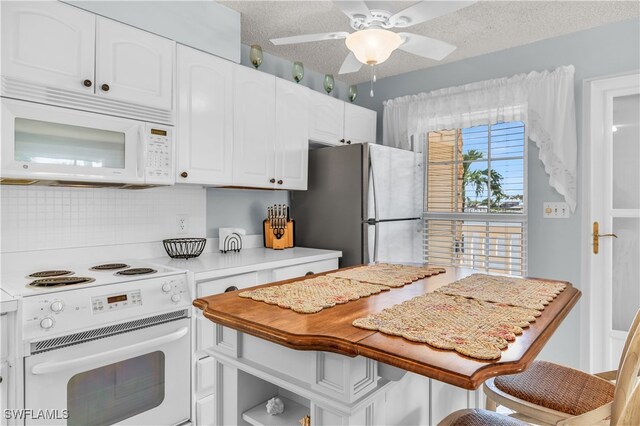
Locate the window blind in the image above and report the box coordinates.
[424,122,527,276]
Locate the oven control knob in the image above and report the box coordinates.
[171,294,181,303]
[162,283,172,293]
[40,317,55,330]
[50,301,64,313]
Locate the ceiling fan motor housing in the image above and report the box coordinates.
[350,9,408,31]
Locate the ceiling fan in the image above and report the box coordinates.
[270,1,477,75]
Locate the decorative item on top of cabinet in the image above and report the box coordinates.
[323,74,335,94]
[250,44,263,69]
[348,85,358,103]
[177,44,233,185]
[293,61,304,83]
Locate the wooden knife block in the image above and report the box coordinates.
[263,219,295,250]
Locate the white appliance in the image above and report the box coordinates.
[2,262,191,425]
[292,143,423,266]
[1,98,174,187]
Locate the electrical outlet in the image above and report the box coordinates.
[543,202,570,219]
[176,214,189,234]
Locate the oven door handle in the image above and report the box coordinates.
[31,326,189,375]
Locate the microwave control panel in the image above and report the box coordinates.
[145,124,173,184]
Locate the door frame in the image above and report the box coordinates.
[582,71,640,373]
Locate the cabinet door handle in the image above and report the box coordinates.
[277,180,283,185]
[340,139,345,143]
[305,271,314,276]
[346,140,351,144]
[180,171,188,178]
[83,79,92,87]
[224,286,238,292]
[270,178,276,183]
[101,83,110,92]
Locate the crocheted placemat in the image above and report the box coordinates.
[238,276,390,314]
[435,274,567,310]
[328,264,446,288]
[353,292,541,360]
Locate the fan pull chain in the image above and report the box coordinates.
[370,64,376,97]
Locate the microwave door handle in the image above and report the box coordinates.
[31,326,188,375]
[137,126,145,178]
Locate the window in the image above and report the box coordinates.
[424,122,527,276]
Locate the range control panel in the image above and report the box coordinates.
[91,290,142,314]
[145,124,173,184]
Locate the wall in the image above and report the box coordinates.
[354,18,640,369]
[0,185,206,252]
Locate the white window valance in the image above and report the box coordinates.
[383,65,577,211]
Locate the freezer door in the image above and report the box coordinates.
[367,143,423,221]
[367,219,423,264]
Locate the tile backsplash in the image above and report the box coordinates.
[1,185,206,252]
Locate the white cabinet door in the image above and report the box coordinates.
[95,17,174,109]
[177,45,233,185]
[344,103,377,144]
[1,1,95,93]
[275,79,309,191]
[430,380,471,425]
[232,66,276,188]
[308,90,345,145]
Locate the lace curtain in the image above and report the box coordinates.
[382,65,577,211]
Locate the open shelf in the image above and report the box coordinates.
[242,396,309,426]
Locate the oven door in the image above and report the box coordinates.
[24,317,190,426]
[1,98,145,184]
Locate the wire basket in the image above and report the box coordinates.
[163,238,207,259]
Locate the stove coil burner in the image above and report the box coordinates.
[27,270,74,278]
[29,277,96,287]
[90,263,130,271]
[116,268,157,276]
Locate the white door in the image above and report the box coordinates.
[232,66,276,188]
[176,45,233,185]
[344,103,377,144]
[587,73,640,372]
[95,17,174,110]
[308,90,344,145]
[0,1,95,93]
[275,79,309,190]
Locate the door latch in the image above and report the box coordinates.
[593,221,618,254]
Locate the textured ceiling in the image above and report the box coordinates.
[220,1,639,85]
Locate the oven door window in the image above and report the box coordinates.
[14,118,126,169]
[67,351,165,426]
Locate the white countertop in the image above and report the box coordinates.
[0,288,18,314]
[146,247,341,281]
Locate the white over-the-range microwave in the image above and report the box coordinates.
[1,98,174,187]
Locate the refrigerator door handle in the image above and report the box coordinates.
[370,156,379,222]
[373,221,379,263]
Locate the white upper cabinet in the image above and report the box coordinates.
[96,18,173,110]
[0,2,173,120]
[308,90,345,145]
[275,79,309,191]
[176,45,233,185]
[232,67,276,189]
[344,103,377,144]
[1,2,95,93]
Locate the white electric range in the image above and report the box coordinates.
[2,261,192,426]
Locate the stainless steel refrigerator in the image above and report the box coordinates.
[291,143,423,267]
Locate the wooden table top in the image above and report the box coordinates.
[193,266,581,390]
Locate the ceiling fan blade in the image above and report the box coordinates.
[270,32,349,46]
[333,1,372,20]
[339,52,363,74]
[390,1,476,28]
[397,33,456,61]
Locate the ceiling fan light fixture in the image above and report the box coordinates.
[345,28,402,66]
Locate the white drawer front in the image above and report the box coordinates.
[196,356,216,396]
[197,272,258,296]
[196,393,216,426]
[271,259,339,282]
